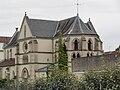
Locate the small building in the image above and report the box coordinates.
[0,36,11,61]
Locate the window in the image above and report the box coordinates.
[23,55,28,64]
[10,49,12,59]
[7,50,9,59]
[77,53,80,58]
[88,39,93,51]
[73,53,76,58]
[5,68,10,80]
[16,44,19,53]
[23,42,28,52]
[63,43,67,52]
[73,39,79,50]
[87,52,89,57]
[22,68,29,82]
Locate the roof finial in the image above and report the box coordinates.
[25,12,27,16]
[89,18,91,22]
[76,0,80,16]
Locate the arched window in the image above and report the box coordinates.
[5,68,10,80]
[77,53,80,58]
[91,53,93,56]
[73,53,76,58]
[73,39,79,50]
[88,39,93,51]
[87,52,89,57]
[23,42,28,52]
[63,43,67,52]
[22,68,29,82]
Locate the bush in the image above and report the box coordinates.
[48,68,79,90]
[79,64,120,90]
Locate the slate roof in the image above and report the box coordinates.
[26,17,58,37]
[35,64,52,72]
[2,15,99,48]
[0,36,11,43]
[3,31,19,49]
[26,15,98,38]
[0,58,15,67]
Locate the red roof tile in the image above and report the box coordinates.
[0,36,11,43]
[0,58,15,67]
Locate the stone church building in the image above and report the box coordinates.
[0,13,103,81]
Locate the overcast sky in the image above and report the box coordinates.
[0,0,120,51]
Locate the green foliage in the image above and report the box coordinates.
[33,68,79,90]
[0,79,7,89]
[58,33,68,71]
[80,64,120,90]
[2,64,120,90]
[34,78,49,90]
[48,68,79,90]
[115,45,120,51]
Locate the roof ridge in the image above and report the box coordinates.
[53,21,59,37]
[67,16,78,34]
[29,18,58,22]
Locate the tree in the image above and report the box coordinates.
[115,45,120,51]
[79,64,120,90]
[48,68,79,90]
[57,33,68,71]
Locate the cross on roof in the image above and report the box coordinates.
[75,0,81,16]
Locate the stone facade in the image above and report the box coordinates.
[0,14,103,81]
[72,53,120,72]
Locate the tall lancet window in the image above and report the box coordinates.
[88,39,93,51]
[24,25,26,38]
[74,40,79,50]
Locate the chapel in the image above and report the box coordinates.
[0,13,103,81]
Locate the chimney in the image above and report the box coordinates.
[16,28,18,31]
